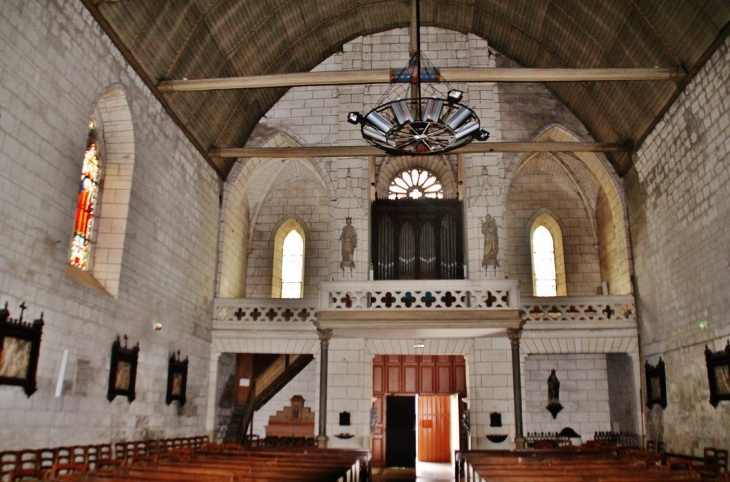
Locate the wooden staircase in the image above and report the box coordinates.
[223,354,314,444]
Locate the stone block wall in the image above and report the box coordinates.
[468,338,515,449]
[325,339,373,449]
[245,167,330,298]
[630,35,730,453]
[0,0,218,450]
[507,170,601,296]
[523,354,611,440]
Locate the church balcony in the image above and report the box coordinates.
[520,295,638,353]
[212,283,636,340]
[314,279,522,338]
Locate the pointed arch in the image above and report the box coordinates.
[529,211,567,296]
[271,216,308,298]
[217,130,331,298]
[66,85,135,298]
[506,125,632,295]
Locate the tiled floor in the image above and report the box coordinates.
[372,461,455,482]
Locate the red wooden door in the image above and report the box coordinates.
[417,395,451,462]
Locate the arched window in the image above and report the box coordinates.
[69,118,103,270]
[532,226,556,296]
[530,213,567,297]
[388,168,443,199]
[272,219,306,298]
[281,230,304,298]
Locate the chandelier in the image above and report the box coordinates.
[347,0,489,155]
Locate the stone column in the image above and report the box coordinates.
[508,328,526,449]
[317,328,333,448]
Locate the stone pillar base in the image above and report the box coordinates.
[317,434,329,449]
[514,436,526,449]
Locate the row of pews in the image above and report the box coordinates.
[1,438,371,482]
[456,444,728,482]
[1,436,208,482]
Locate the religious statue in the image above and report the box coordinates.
[546,368,564,419]
[481,214,499,268]
[339,217,356,269]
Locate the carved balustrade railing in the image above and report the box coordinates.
[318,280,520,311]
[520,295,635,323]
[215,298,318,325]
[213,289,636,329]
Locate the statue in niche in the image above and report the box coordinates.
[339,217,357,269]
[481,214,499,268]
[546,368,564,419]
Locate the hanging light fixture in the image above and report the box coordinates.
[347,0,489,155]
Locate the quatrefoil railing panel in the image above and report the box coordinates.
[319,280,520,311]
[215,299,318,324]
[520,296,635,323]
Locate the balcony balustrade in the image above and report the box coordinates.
[213,281,636,337]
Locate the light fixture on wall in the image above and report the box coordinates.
[414,340,425,349]
[346,0,489,155]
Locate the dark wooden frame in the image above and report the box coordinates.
[107,335,139,403]
[0,302,44,397]
[166,351,188,406]
[644,357,667,409]
[371,198,464,280]
[705,341,730,408]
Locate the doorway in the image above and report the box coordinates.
[385,395,416,468]
[372,355,467,467]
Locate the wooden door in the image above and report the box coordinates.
[417,395,451,462]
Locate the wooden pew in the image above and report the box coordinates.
[457,448,699,482]
[40,445,368,482]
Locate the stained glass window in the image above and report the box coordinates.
[388,168,443,200]
[69,119,102,270]
[281,230,304,298]
[532,225,557,297]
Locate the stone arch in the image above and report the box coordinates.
[66,85,135,298]
[271,215,309,298]
[528,211,567,296]
[507,125,632,295]
[375,155,458,199]
[217,131,330,298]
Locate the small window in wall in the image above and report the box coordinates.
[272,219,306,298]
[281,230,304,298]
[531,226,556,296]
[530,213,566,297]
[388,169,443,199]
[69,119,103,270]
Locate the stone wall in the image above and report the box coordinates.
[630,35,730,454]
[523,355,611,439]
[506,168,602,297]
[245,165,330,298]
[0,0,218,450]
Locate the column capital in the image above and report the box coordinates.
[507,327,522,344]
[317,328,333,342]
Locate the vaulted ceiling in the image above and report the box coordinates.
[83,0,730,179]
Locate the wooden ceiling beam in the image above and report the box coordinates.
[158,68,684,92]
[210,142,629,158]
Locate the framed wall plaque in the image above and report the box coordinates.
[705,341,730,408]
[107,335,139,403]
[166,351,188,406]
[644,357,667,409]
[0,302,44,397]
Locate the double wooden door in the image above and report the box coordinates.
[371,355,466,467]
